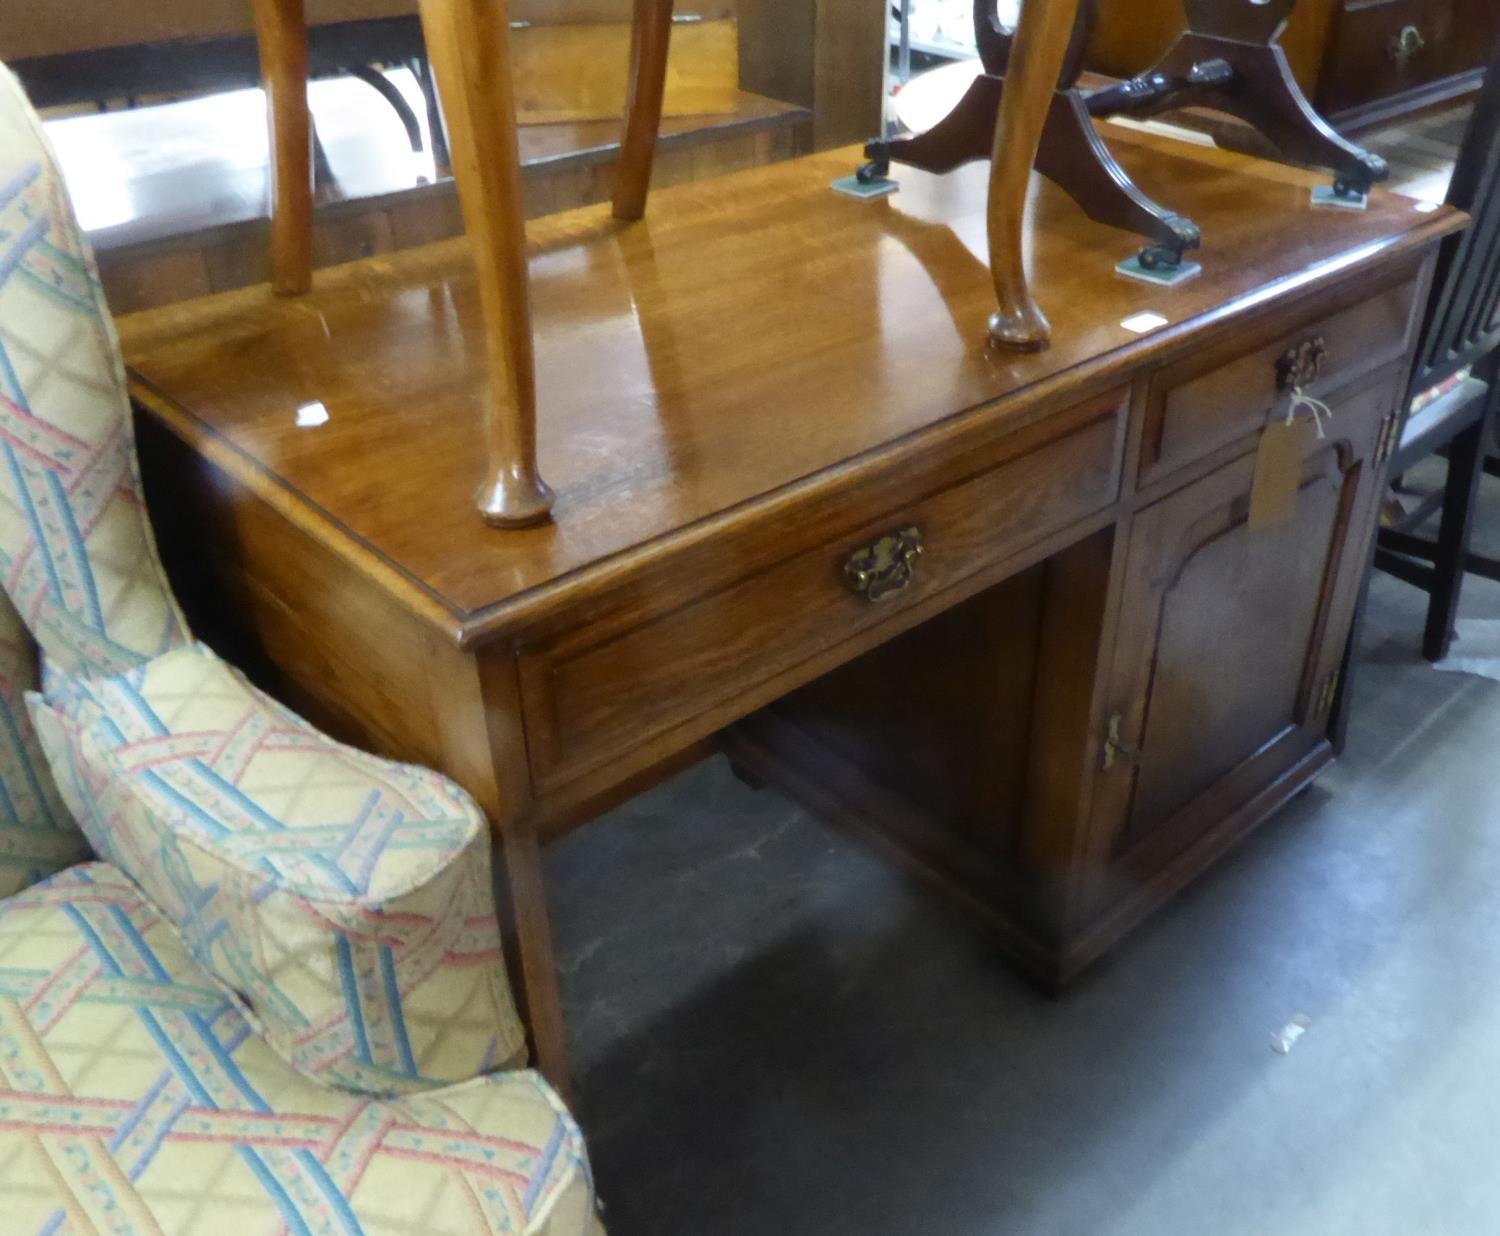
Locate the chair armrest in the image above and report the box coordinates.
[30,643,525,1094]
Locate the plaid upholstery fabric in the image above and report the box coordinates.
[32,644,527,1095]
[0,863,597,1236]
[0,64,191,680]
[0,588,86,898]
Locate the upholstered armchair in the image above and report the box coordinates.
[0,64,601,1234]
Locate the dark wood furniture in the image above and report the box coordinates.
[866,0,1387,277]
[1091,0,1500,134]
[735,0,885,152]
[1310,0,1500,131]
[119,130,1460,1089]
[865,0,1203,273]
[1357,33,1500,664]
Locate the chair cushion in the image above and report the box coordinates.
[0,863,597,1235]
[0,64,192,679]
[0,591,86,898]
[31,644,527,1094]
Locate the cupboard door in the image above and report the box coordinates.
[1087,374,1396,899]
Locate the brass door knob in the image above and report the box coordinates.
[1391,25,1425,64]
[844,527,925,602]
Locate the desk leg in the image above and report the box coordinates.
[470,652,573,1096]
[496,816,572,1096]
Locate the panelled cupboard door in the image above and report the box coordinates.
[1082,371,1398,913]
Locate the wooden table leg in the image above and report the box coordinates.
[613,0,674,221]
[496,816,573,1097]
[467,654,574,1094]
[417,0,556,528]
[986,0,1081,350]
[251,0,313,295]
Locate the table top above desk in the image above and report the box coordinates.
[121,127,1462,643]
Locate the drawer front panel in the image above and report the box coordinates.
[521,399,1125,789]
[1320,0,1466,115]
[1142,273,1419,485]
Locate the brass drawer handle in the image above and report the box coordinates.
[1391,24,1426,65]
[1276,336,1328,393]
[844,526,925,602]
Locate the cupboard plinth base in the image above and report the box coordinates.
[724,712,1338,990]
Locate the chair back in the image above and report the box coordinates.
[1408,32,1500,400]
[0,65,191,678]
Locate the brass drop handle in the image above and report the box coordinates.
[1276,336,1328,394]
[844,526,925,602]
[1391,25,1425,64]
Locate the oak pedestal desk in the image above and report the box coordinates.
[120,129,1463,1090]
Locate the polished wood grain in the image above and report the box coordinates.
[811,0,887,150]
[252,0,314,295]
[612,0,675,220]
[986,0,1082,349]
[91,95,810,313]
[121,132,1460,631]
[417,0,554,527]
[518,393,1124,791]
[513,16,734,128]
[1142,270,1422,485]
[125,134,1462,1081]
[1090,0,1499,133]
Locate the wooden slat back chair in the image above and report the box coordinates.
[1369,30,1500,662]
[249,0,673,527]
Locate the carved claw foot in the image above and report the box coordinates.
[1138,216,1202,271]
[858,141,893,185]
[1334,152,1390,199]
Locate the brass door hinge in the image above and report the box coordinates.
[1312,669,1343,721]
[1375,412,1402,464]
[1103,713,1140,771]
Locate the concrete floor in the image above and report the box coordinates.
[546,516,1500,1235]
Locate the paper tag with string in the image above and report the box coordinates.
[1248,386,1334,529]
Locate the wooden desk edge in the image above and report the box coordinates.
[130,375,468,642]
[126,192,1466,648]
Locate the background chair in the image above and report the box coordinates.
[1367,30,1500,664]
[0,62,601,1234]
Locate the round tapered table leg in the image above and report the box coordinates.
[613,0,674,221]
[252,0,313,297]
[419,0,555,528]
[986,0,1082,350]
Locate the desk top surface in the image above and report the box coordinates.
[121,127,1461,638]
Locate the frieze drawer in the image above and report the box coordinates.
[518,392,1127,790]
[1141,270,1422,486]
